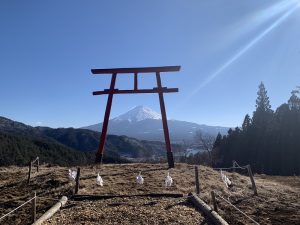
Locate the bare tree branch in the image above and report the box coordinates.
[194,130,216,166]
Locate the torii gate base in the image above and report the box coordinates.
[92,66,181,168]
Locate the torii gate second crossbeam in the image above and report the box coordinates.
[92,66,181,168]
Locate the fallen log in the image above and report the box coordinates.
[32,196,67,225]
[71,193,184,201]
[188,192,228,225]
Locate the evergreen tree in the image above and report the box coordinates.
[255,82,272,112]
[288,90,300,110]
[213,133,222,149]
[214,84,300,175]
[252,82,273,129]
[242,114,251,131]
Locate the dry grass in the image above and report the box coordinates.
[45,197,205,225]
[0,163,299,225]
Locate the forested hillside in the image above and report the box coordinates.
[0,132,96,166]
[214,83,300,175]
[0,117,180,166]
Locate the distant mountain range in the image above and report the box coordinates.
[0,116,181,166]
[0,107,229,166]
[82,106,229,142]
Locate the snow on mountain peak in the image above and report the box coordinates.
[112,106,161,122]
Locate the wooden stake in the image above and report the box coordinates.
[232,160,236,173]
[27,161,32,184]
[247,165,257,196]
[36,157,39,172]
[32,192,36,223]
[75,167,81,194]
[195,166,200,194]
[211,191,218,212]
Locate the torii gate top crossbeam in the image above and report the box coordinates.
[91,66,180,75]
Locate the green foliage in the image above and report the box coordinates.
[242,114,251,131]
[214,84,300,175]
[288,90,300,110]
[255,82,272,112]
[0,132,94,166]
[0,116,179,166]
[252,82,273,129]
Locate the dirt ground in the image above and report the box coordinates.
[45,197,206,225]
[0,163,299,225]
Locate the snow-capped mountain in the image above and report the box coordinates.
[112,106,161,122]
[81,106,229,142]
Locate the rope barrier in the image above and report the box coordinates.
[0,194,76,221]
[213,161,248,170]
[0,197,36,221]
[36,196,78,204]
[214,192,260,225]
[31,157,39,164]
[213,166,247,170]
[1,163,255,223]
[37,196,60,201]
[233,161,243,168]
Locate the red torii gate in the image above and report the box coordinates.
[92,66,180,168]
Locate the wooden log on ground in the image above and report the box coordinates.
[188,192,228,225]
[71,193,184,201]
[32,196,67,225]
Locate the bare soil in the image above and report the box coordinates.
[0,163,299,225]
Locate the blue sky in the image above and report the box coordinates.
[1,0,300,128]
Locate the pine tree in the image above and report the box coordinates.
[212,133,223,166]
[288,90,300,110]
[213,133,222,149]
[255,82,272,112]
[214,84,300,175]
[252,82,273,127]
[242,114,251,131]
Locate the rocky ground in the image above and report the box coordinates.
[0,163,299,224]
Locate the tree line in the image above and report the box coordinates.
[213,83,300,175]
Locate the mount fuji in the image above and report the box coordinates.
[112,106,162,122]
[82,106,229,142]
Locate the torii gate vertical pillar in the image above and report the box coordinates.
[156,72,174,168]
[92,66,180,168]
[95,73,117,164]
